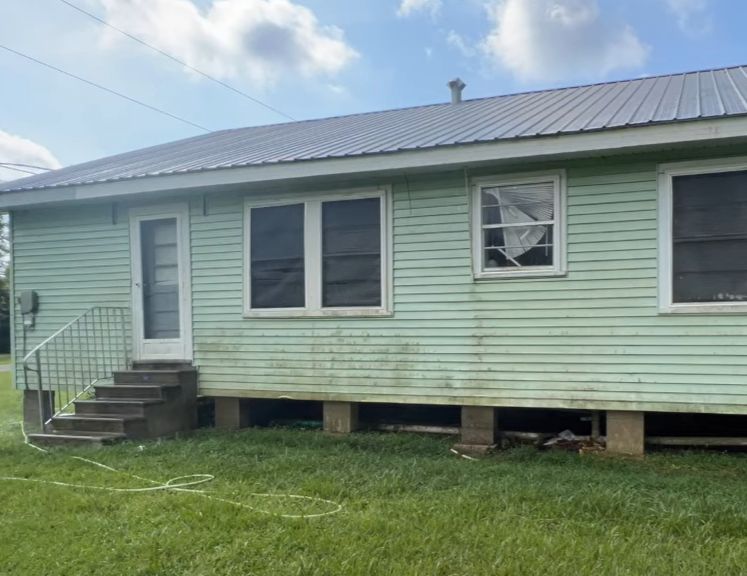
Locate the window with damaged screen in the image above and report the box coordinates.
[472,172,565,278]
[245,189,390,316]
[664,167,747,310]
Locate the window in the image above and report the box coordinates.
[472,172,565,278]
[245,189,390,316]
[660,160,747,312]
[249,204,305,309]
[322,198,381,307]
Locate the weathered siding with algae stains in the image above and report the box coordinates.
[12,147,747,414]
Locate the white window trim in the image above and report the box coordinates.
[243,186,392,318]
[471,170,567,279]
[658,156,747,314]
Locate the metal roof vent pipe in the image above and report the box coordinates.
[448,78,466,104]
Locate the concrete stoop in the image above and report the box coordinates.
[27,363,197,447]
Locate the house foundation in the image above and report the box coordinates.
[214,397,256,429]
[459,406,498,447]
[23,389,55,433]
[606,411,645,456]
[323,401,359,433]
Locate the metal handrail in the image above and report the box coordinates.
[23,306,131,432]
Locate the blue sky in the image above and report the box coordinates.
[1,0,745,180]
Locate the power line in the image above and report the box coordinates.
[56,0,296,122]
[0,43,211,133]
[0,162,52,171]
[0,164,40,176]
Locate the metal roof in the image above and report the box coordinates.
[4,65,747,193]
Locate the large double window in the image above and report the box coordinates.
[472,172,565,278]
[245,190,389,316]
[660,161,747,312]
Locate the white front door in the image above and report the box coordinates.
[130,204,193,361]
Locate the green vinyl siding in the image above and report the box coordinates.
[188,155,747,414]
[11,149,747,414]
[11,204,131,386]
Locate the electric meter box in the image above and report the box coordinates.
[19,290,39,315]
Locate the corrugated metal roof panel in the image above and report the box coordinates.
[716,69,745,114]
[678,73,701,119]
[4,64,747,193]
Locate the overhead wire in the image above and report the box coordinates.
[0,43,211,133]
[0,162,53,171]
[0,164,42,176]
[55,0,296,122]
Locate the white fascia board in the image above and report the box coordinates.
[3,116,747,209]
[0,187,76,208]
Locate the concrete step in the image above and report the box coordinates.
[35,362,199,446]
[74,398,164,417]
[26,431,125,447]
[94,383,181,401]
[113,369,196,386]
[132,360,193,371]
[52,414,147,435]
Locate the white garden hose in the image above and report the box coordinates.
[0,422,342,520]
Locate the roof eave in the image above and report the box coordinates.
[2,116,747,209]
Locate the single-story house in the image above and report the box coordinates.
[5,65,747,454]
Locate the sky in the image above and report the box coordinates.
[1,0,746,181]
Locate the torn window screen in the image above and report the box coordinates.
[322,197,381,307]
[673,170,747,303]
[481,181,555,269]
[250,203,305,308]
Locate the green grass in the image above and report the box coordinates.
[2,378,747,576]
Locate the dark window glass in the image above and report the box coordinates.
[322,197,381,307]
[672,170,747,303]
[250,204,305,308]
[483,226,553,268]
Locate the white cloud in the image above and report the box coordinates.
[397,0,442,18]
[664,0,712,35]
[97,0,359,88]
[481,0,649,83]
[446,30,475,57]
[0,131,61,182]
[326,83,347,95]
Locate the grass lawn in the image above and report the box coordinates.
[1,377,747,575]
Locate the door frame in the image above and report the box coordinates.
[129,203,193,361]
